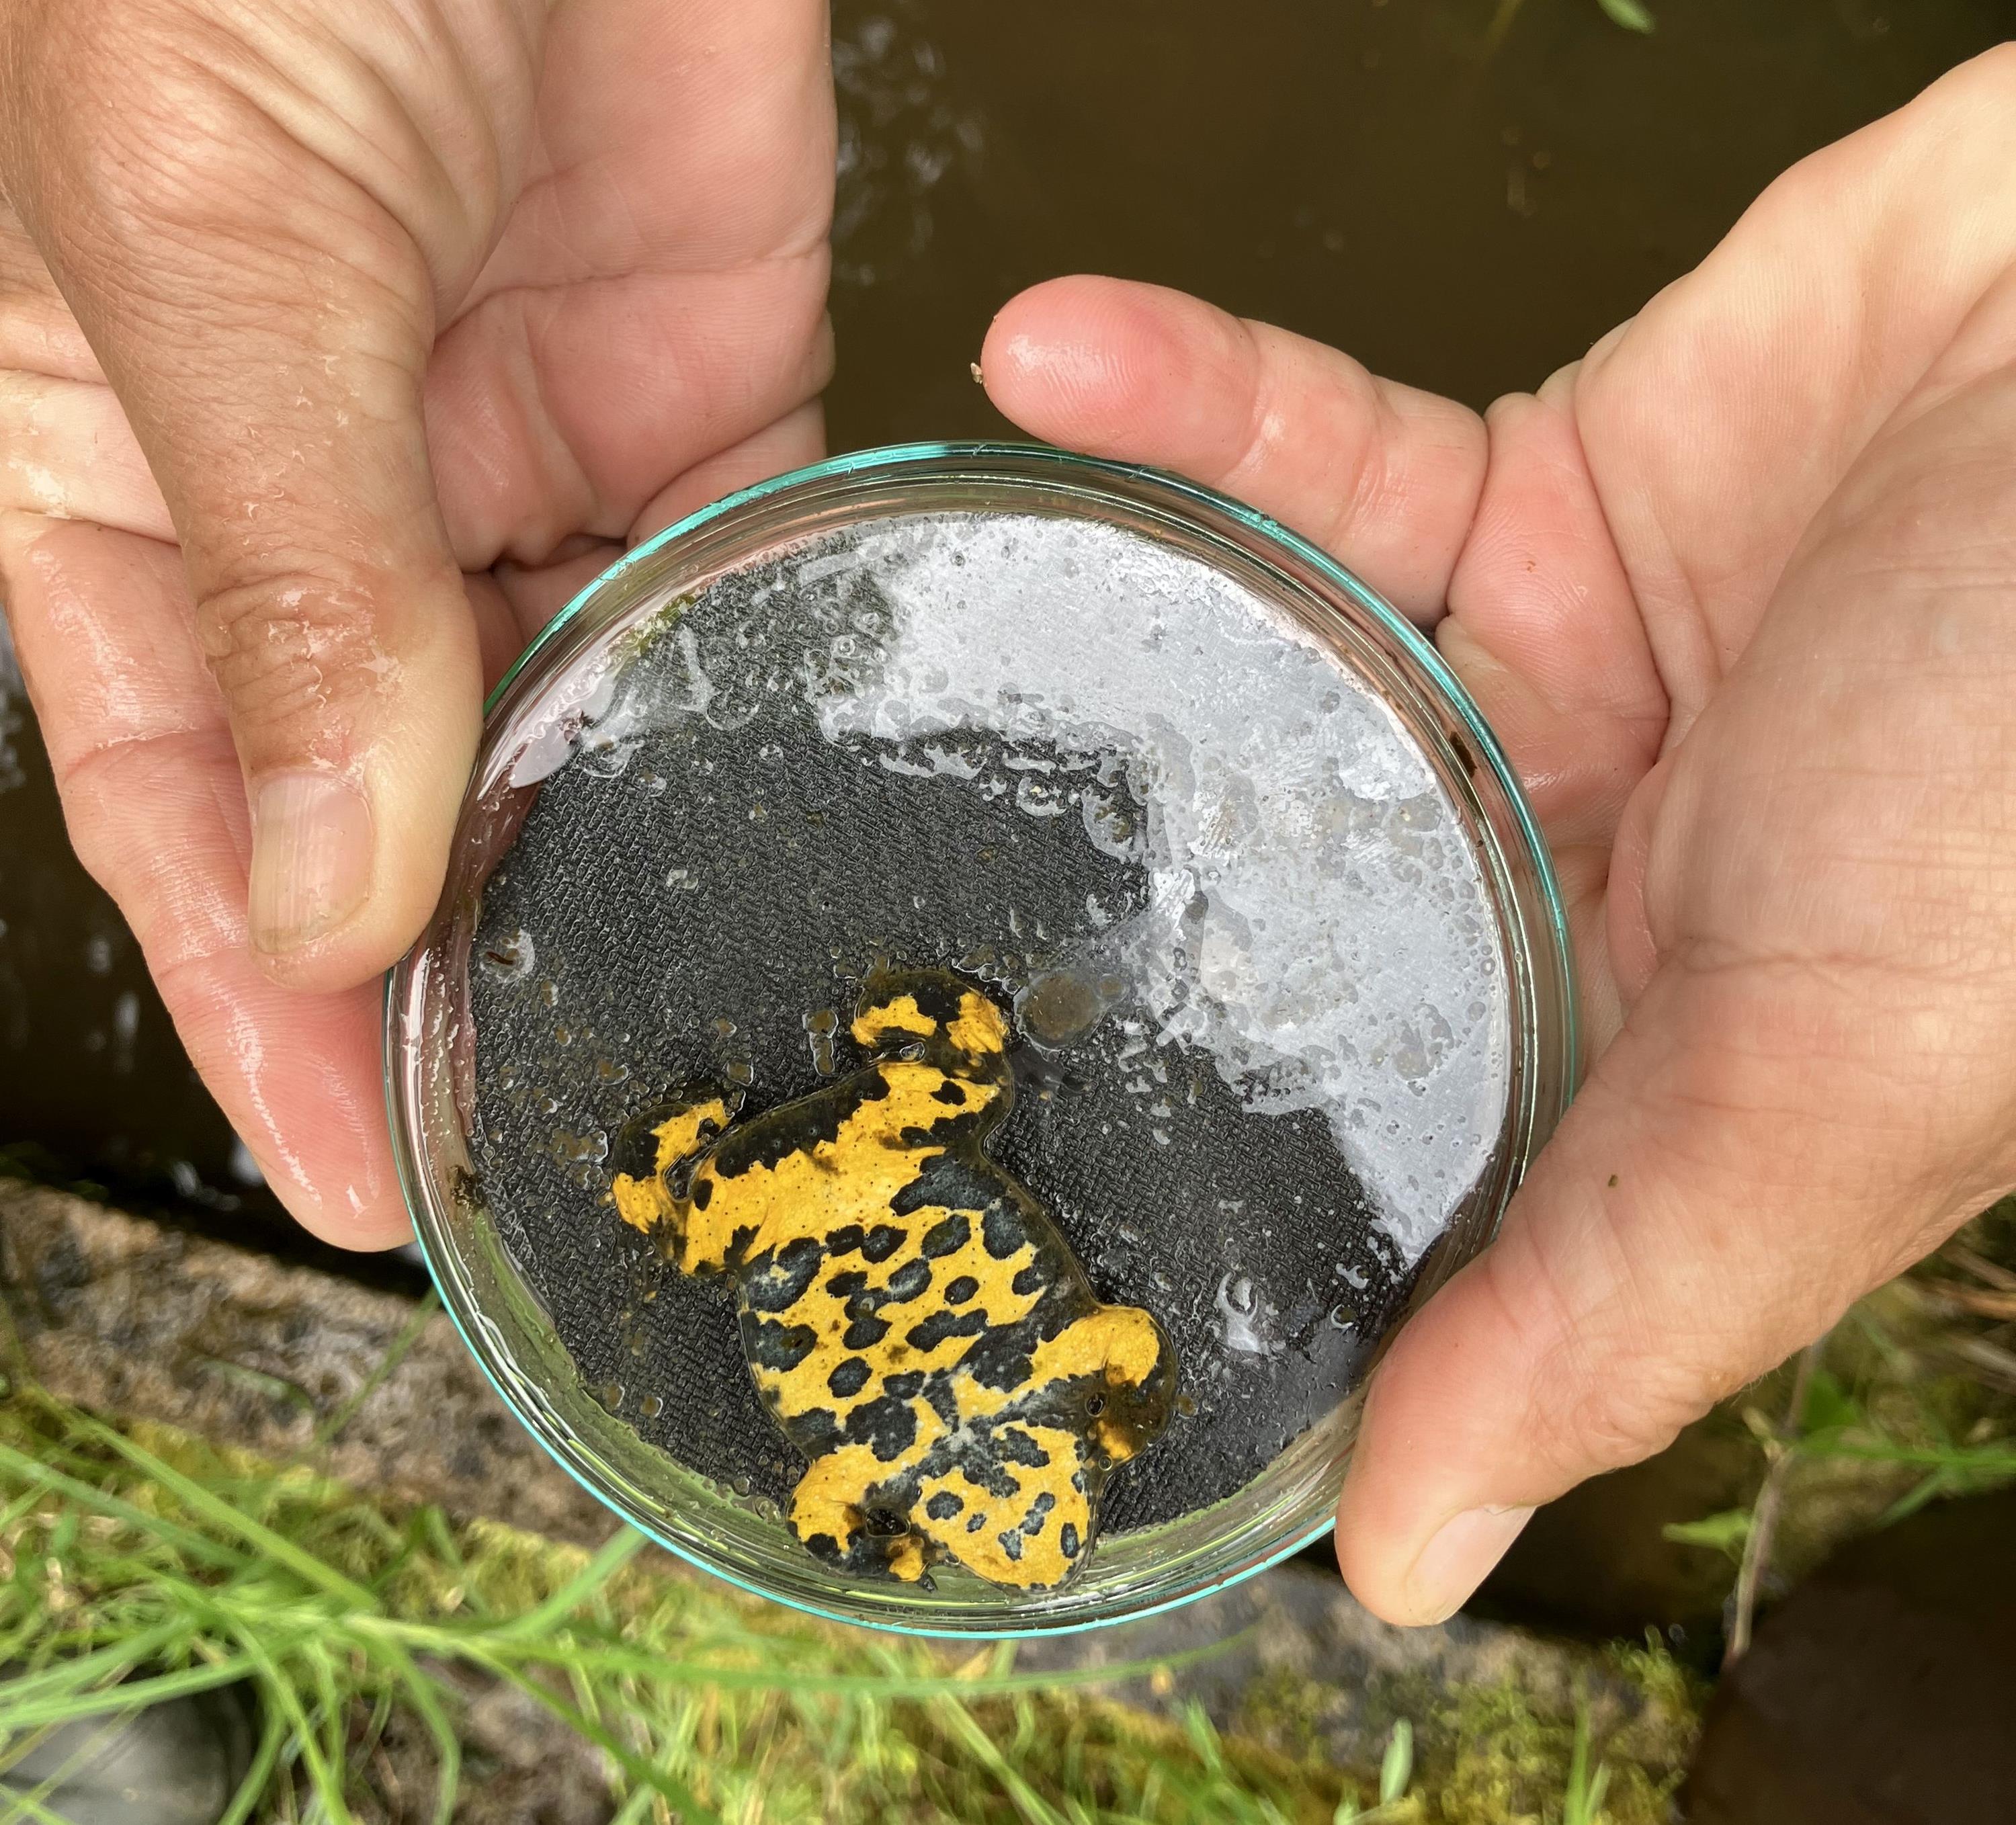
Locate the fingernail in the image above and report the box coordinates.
[1406,1504,1535,1624]
[249,771,374,953]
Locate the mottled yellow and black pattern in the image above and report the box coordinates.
[609,970,1175,1588]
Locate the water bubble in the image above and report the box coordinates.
[479,929,536,984]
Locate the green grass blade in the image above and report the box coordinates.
[0,1777,84,1825]
[366,1638,462,1825]
[0,1621,190,1715]
[1379,1719,1413,1805]
[76,1420,380,1612]
[214,1705,288,1825]
[0,1443,243,1570]
[464,1651,722,1825]
[1799,1440,2016,1474]
[931,1694,1072,1825]
[300,1292,440,1457]
[0,1656,257,1732]
[224,1628,355,1825]
[1597,0,1655,31]
[491,1527,647,1641]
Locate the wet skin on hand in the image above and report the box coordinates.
[610,969,1176,1588]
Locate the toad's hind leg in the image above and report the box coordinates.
[788,1445,927,1582]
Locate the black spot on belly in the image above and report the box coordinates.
[893,1151,1000,1220]
[843,1314,892,1351]
[1011,1261,1047,1297]
[956,1320,1039,1392]
[747,1318,816,1373]
[931,1081,967,1105]
[943,1275,979,1304]
[828,1357,872,1398]
[825,1224,866,1257]
[789,1406,844,1457]
[690,1177,712,1210]
[885,1259,931,1302]
[996,1427,1050,1468]
[848,1393,919,1460]
[920,1214,970,1258]
[907,1307,989,1352]
[827,1268,869,1298]
[999,1531,1024,1562]
[925,1490,963,1521]
[982,1201,1025,1261]
[744,1236,823,1313]
[884,1369,925,1400]
[1059,1523,1081,1559]
[862,1225,905,1263]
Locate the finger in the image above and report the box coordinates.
[4,23,484,990]
[484,538,625,654]
[1331,944,1988,1627]
[1437,374,1673,1052]
[427,0,835,568]
[629,398,827,544]
[0,370,171,538]
[0,511,407,1247]
[0,205,103,382]
[980,276,1486,623]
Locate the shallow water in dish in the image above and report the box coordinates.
[461,503,1507,1538]
[811,513,1509,1261]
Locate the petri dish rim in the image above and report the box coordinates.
[386,439,1577,1638]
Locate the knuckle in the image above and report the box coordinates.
[194,563,394,747]
[1937,41,2016,122]
[1517,1300,1708,1479]
[1475,1195,1720,1488]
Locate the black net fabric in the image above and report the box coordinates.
[469,532,1413,1535]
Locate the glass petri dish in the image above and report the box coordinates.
[386,441,1574,1637]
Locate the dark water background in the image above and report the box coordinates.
[3,0,2007,1239]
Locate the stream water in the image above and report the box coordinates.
[2,0,2006,1239]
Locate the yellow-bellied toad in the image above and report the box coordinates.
[610,969,1175,1588]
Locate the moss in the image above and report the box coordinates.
[1230,1634,1699,1824]
[2,1380,1361,1824]
[1234,1662,1350,1765]
[1425,1673,1688,1825]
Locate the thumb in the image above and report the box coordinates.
[1333,957,1984,1627]
[4,15,485,986]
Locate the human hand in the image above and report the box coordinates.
[0,0,833,1244]
[979,47,2016,1623]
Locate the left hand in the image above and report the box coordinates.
[980,47,2016,1624]
[0,0,833,1246]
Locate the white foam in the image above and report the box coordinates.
[812,513,1509,1261]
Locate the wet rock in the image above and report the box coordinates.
[0,1183,610,1547]
[0,1685,255,1825]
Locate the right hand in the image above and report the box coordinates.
[0,0,835,1244]
[978,47,2016,1624]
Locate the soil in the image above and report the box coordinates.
[1685,1487,2016,1824]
